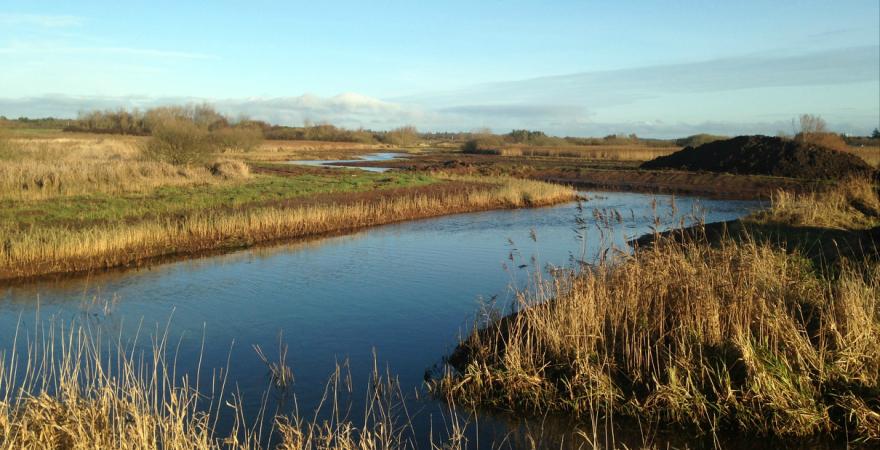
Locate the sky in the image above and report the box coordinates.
[0,0,878,137]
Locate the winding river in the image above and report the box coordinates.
[1,191,766,448]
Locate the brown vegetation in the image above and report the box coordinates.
[0,176,575,281]
[0,135,230,201]
[0,317,472,449]
[436,178,880,443]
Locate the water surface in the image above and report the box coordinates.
[287,151,406,172]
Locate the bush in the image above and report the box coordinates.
[143,118,216,165]
[208,160,251,179]
[461,135,506,154]
[209,125,264,152]
[381,126,419,146]
[795,132,849,152]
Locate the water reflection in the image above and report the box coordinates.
[287,152,407,172]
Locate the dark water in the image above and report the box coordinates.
[287,151,406,172]
[1,192,769,448]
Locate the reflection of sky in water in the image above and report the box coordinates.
[0,192,763,448]
[286,152,407,172]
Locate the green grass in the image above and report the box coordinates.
[0,171,438,229]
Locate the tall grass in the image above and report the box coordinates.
[754,177,880,229]
[0,136,239,200]
[0,317,473,449]
[0,177,575,281]
[437,237,880,441]
[436,181,880,442]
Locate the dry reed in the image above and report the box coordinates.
[437,181,880,442]
[0,317,472,449]
[0,177,575,281]
[0,136,237,200]
[753,177,880,229]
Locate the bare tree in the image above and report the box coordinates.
[799,114,827,135]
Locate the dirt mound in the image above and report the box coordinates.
[641,135,876,179]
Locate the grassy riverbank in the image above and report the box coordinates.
[0,174,573,282]
[436,178,880,443]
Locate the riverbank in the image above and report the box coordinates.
[0,174,575,283]
[436,177,880,444]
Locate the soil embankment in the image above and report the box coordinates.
[641,135,877,179]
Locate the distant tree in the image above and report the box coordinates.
[872,128,880,139]
[798,114,827,135]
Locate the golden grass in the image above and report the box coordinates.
[841,146,880,168]
[0,136,243,200]
[486,145,679,161]
[438,238,880,440]
[0,317,471,449]
[0,176,576,281]
[436,181,880,442]
[753,177,880,229]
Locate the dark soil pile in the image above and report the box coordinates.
[641,135,876,179]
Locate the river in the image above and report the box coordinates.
[1,191,768,448]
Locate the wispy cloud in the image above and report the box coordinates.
[398,45,879,108]
[0,13,84,28]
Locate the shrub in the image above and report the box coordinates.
[382,126,419,146]
[796,132,849,152]
[208,160,251,179]
[143,118,216,165]
[209,125,264,152]
[462,134,506,154]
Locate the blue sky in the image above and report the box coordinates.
[1,1,878,137]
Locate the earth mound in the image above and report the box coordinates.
[641,135,876,179]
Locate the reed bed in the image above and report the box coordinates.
[436,180,880,442]
[437,237,880,441]
[0,317,472,449]
[752,177,880,229]
[0,177,575,281]
[0,136,241,200]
